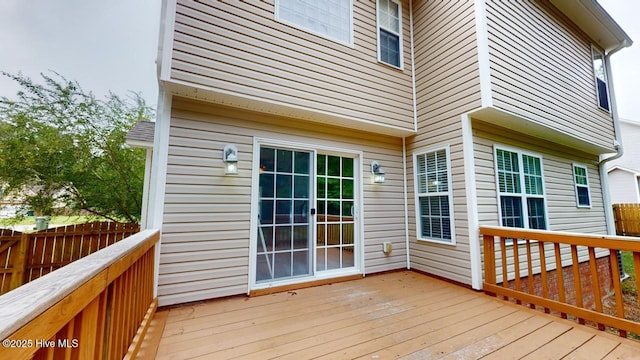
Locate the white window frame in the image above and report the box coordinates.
[413,146,456,245]
[494,146,548,230]
[376,0,403,69]
[591,46,611,113]
[572,163,592,208]
[275,0,354,47]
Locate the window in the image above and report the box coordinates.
[573,164,591,208]
[495,147,547,230]
[377,0,402,68]
[276,0,353,45]
[414,148,454,243]
[592,47,610,111]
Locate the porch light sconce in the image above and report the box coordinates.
[223,144,238,175]
[371,161,385,184]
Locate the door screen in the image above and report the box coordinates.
[256,147,312,282]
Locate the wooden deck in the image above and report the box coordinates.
[143,271,640,359]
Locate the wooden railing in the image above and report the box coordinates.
[613,203,640,236]
[481,225,640,337]
[0,222,139,295]
[0,229,159,360]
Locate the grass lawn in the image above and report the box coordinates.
[622,251,637,296]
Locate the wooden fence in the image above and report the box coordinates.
[0,222,139,295]
[613,203,640,236]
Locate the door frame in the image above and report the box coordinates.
[248,137,364,292]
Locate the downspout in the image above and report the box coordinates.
[403,137,410,269]
[598,40,629,236]
[404,0,417,269]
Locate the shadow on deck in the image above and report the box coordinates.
[140,271,640,359]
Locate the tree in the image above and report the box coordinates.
[0,72,153,222]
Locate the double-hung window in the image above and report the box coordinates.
[414,148,454,243]
[377,0,402,68]
[592,47,610,112]
[276,0,353,45]
[495,147,547,230]
[573,164,591,207]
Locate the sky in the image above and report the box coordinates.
[0,0,638,120]
[0,0,162,108]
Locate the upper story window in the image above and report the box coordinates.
[592,47,610,112]
[276,0,353,46]
[377,0,402,68]
[573,164,591,208]
[414,147,455,243]
[495,147,547,230]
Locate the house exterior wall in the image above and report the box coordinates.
[609,169,640,204]
[473,120,607,234]
[404,0,482,285]
[158,97,407,306]
[166,0,415,135]
[485,0,615,151]
[611,120,640,171]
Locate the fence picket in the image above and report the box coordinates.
[0,222,139,295]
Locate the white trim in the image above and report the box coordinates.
[249,137,364,291]
[402,137,410,269]
[473,0,493,108]
[376,0,404,69]
[572,163,592,208]
[493,144,549,230]
[274,0,354,48]
[412,145,456,245]
[158,0,176,82]
[140,148,153,230]
[591,45,612,113]
[462,115,482,290]
[148,89,172,298]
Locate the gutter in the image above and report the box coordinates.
[598,39,630,236]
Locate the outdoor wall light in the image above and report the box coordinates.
[371,161,385,183]
[223,144,238,175]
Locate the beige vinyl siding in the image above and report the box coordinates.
[168,0,414,134]
[158,97,407,306]
[473,120,606,234]
[485,0,614,150]
[473,120,608,280]
[405,0,482,286]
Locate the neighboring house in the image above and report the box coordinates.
[607,118,640,204]
[146,0,632,306]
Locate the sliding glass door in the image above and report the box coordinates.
[255,144,358,284]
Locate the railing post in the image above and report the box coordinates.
[483,234,496,296]
[9,233,29,291]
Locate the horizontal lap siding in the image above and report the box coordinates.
[486,0,614,150]
[170,0,414,132]
[473,121,606,234]
[474,121,608,277]
[159,98,406,306]
[405,0,481,286]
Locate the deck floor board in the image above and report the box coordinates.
[150,271,640,359]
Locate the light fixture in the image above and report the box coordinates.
[371,161,385,183]
[223,144,238,175]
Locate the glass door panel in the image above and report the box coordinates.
[256,147,311,282]
[316,155,355,271]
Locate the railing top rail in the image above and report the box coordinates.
[0,229,159,340]
[479,225,640,252]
